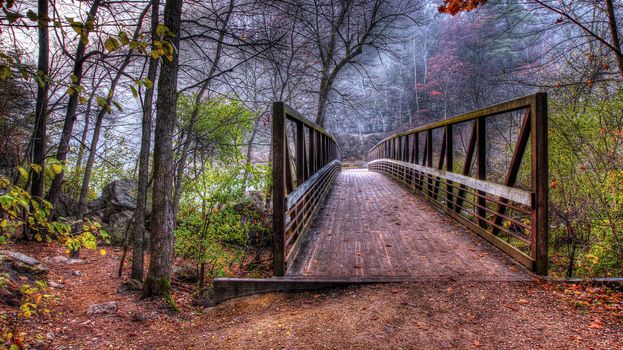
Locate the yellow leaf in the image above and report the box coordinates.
[17,166,29,181]
[51,163,63,175]
[100,249,107,256]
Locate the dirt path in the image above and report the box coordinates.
[2,244,621,349]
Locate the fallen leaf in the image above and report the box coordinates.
[588,318,604,329]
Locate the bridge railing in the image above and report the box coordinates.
[272,102,340,276]
[367,93,548,275]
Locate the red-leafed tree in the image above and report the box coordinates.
[438,0,623,79]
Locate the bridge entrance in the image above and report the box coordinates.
[213,94,547,302]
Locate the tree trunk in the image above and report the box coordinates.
[73,72,102,183]
[46,0,101,209]
[76,108,104,216]
[315,75,331,128]
[172,0,234,217]
[132,0,160,282]
[142,0,183,299]
[30,0,49,200]
[76,3,151,217]
[605,0,623,78]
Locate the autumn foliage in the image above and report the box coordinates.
[438,0,487,15]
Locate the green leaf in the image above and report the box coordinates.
[17,166,28,181]
[104,37,120,52]
[70,74,78,83]
[130,85,138,98]
[112,101,123,112]
[156,24,168,37]
[118,31,129,45]
[0,65,12,80]
[26,9,38,22]
[29,163,42,173]
[3,8,21,23]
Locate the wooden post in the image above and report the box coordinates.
[296,121,305,185]
[316,131,322,170]
[272,102,286,276]
[455,122,477,213]
[426,129,433,197]
[445,124,453,210]
[476,116,487,228]
[532,92,548,275]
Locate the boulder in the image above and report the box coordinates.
[0,250,48,277]
[0,278,21,306]
[89,180,137,220]
[56,193,79,218]
[0,250,48,306]
[86,301,118,316]
[117,279,142,293]
[106,210,134,244]
[173,264,199,283]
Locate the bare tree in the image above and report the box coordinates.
[142,0,183,299]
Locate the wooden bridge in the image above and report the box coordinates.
[214,93,548,302]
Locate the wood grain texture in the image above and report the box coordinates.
[287,169,531,280]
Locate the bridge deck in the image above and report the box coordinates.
[287,169,531,281]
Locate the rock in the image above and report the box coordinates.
[47,255,69,264]
[67,258,85,264]
[131,312,148,322]
[192,289,215,307]
[0,250,48,277]
[117,279,142,293]
[56,193,79,218]
[173,264,199,283]
[86,301,118,316]
[47,280,65,289]
[0,278,21,306]
[46,255,85,264]
[90,180,137,219]
[106,210,134,244]
[71,270,82,276]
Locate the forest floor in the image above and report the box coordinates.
[1,243,622,350]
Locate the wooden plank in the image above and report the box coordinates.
[532,92,549,275]
[282,103,337,142]
[368,159,532,206]
[296,121,305,184]
[286,160,340,210]
[492,109,531,234]
[272,102,286,276]
[476,116,487,228]
[455,122,477,211]
[445,124,454,210]
[370,94,538,148]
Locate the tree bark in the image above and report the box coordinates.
[76,3,151,217]
[30,0,49,200]
[142,0,183,299]
[172,0,234,217]
[132,0,160,282]
[604,0,623,78]
[46,0,101,209]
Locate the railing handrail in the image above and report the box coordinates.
[366,93,548,275]
[280,102,338,143]
[272,102,341,276]
[370,93,539,152]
